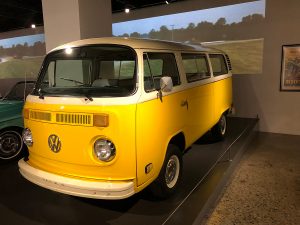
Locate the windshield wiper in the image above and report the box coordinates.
[83,93,93,102]
[38,88,44,99]
[60,77,84,85]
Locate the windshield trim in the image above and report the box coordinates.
[33,44,138,98]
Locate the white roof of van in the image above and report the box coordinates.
[50,37,221,53]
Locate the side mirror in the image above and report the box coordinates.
[160,76,173,92]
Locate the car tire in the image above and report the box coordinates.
[211,113,227,141]
[150,144,182,199]
[0,130,24,161]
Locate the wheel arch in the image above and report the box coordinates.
[224,107,231,116]
[0,125,23,134]
[215,107,230,126]
[168,131,186,153]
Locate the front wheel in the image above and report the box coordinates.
[211,114,227,141]
[0,130,24,161]
[150,144,182,199]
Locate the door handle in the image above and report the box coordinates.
[181,100,188,109]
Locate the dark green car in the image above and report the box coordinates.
[0,81,35,161]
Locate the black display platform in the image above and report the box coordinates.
[0,117,257,225]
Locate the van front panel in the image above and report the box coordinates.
[24,99,136,181]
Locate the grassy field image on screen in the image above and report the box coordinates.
[0,33,45,79]
[0,56,44,79]
[113,0,265,75]
[203,39,263,75]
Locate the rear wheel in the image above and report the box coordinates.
[211,114,227,141]
[150,144,182,198]
[0,130,24,161]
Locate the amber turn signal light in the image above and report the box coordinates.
[23,108,29,119]
[93,114,109,127]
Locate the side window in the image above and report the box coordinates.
[181,53,210,82]
[209,54,228,76]
[144,59,163,78]
[143,52,180,92]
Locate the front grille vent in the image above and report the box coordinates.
[55,113,92,126]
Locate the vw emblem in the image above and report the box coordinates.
[48,134,61,153]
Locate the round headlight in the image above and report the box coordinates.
[22,128,33,147]
[94,139,116,162]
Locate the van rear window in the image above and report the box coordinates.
[181,53,210,82]
[209,54,228,76]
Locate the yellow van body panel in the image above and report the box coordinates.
[136,91,187,186]
[24,101,137,182]
[213,77,233,120]
[135,77,232,187]
[184,83,214,147]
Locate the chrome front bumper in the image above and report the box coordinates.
[18,159,135,200]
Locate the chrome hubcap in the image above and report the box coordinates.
[165,155,180,188]
[220,115,226,136]
[0,132,22,159]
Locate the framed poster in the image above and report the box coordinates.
[280,45,300,91]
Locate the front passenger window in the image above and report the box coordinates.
[143,53,180,92]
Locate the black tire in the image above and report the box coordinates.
[0,130,24,161]
[211,114,227,141]
[150,144,182,199]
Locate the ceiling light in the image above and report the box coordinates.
[125,8,130,13]
[31,24,36,29]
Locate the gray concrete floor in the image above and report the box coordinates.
[202,132,300,225]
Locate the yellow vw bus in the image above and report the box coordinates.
[19,37,232,199]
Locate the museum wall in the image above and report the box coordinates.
[42,0,112,52]
[41,0,81,52]
[113,0,300,135]
[233,0,300,135]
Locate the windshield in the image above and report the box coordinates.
[3,81,35,101]
[34,45,137,98]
